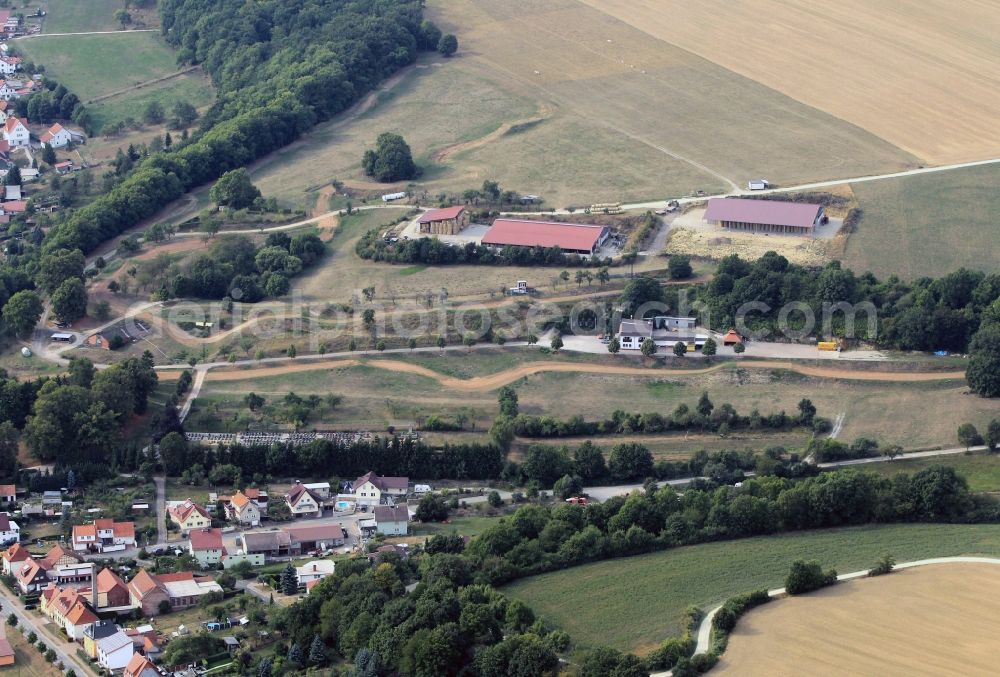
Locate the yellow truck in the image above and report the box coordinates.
[817,341,838,351]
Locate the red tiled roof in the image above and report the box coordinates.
[0,484,14,497]
[1,200,25,213]
[124,651,158,677]
[168,499,210,523]
[97,568,127,594]
[704,198,823,229]
[2,543,28,562]
[286,484,320,507]
[0,639,12,658]
[189,528,223,551]
[352,471,408,492]
[482,219,607,252]
[418,205,465,224]
[2,117,23,133]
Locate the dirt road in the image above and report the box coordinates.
[158,357,965,391]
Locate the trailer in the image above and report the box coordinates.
[748,179,770,191]
[381,192,406,202]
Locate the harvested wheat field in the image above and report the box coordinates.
[716,563,1000,676]
[584,0,1000,164]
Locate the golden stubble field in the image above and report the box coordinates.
[584,0,1000,164]
[716,564,1000,676]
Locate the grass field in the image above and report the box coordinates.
[842,164,1000,278]
[585,0,1000,164]
[4,627,63,677]
[502,523,1000,653]
[19,32,214,133]
[249,0,914,210]
[38,0,159,33]
[716,564,1000,675]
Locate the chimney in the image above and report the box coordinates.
[91,571,98,609]
[312,564,317,571]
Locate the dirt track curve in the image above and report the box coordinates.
[157,358,965,391]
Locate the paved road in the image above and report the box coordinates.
[154,476,167,545]
[651,556,1000,676]
[0,585,93,676]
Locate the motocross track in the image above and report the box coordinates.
[157,358,965,391]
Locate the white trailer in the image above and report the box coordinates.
[748,179,770,191]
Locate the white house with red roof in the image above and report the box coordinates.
[166,499,211,535]
[40,122,73,148]
[352,471,409,507]
[0,56,21,76]
[2,116,28,146]
[188,527,226,566]
[0,514,19,544]
[0,484,15,504]
[72,519,136,553]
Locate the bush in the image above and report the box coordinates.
[712,589,769,633]
[785,559,837,595]
[868,553,896,577]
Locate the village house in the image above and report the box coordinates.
[4,184,20,201]
[189,528,226,566]
[40,585,99,640]
[39,122,73,148]
[374,505,410,536]
[83,620,120,660]
[14,545,93,593]
[285,483,322,518]
[128,569,223,616]
[96,568,131,609]
[126,625,163,663]
[239,531,292,559]
[0,55,20,76]
[617,316,708,353]
[302,482,330,499]
[296,560,335,586]
[72,519,136,553]
[283,524,347,554]
[166,499,212,535]
[124,651,161,677]
[352,471,408,508]
[1,116,27,146]
[367,543,410,564]
[1,542,28,575]
[0,484,15,503]
[0,199,25,215]
[0,513,18,544]
[97,629,134,673]
[225,490,260,527]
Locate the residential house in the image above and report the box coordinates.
[0,514,18,544]
[0,484,14,503]
[72,519,136,553]
[285,483,322,518]
[1,542,28,575]
[54,160,74,174]
[220,553,264,569]
[352,472,408,507]
[239,531,291,559]
[188,528,226,566]
[83,620,120,660]
[39,122,73,148]
[124,652,160,677]
[1,116,27,145]
[125,625,163,663]
[95,568,131,609]
[127,570,223,616]
[97,629,134,673]
[283,524,347,554]
[0,637,13,667]
[4,184,19,201]
[295,560,335,586]
[225,491,260,527]
[14,558,49,592]
[374,505,409,536]
[367,543,410,564]
[302,482,331,499]
[0,200,25,215]
[43,544,94,586]
[40,584,99,640]
[166,499,212,535]
[0,56,20,76]
[0,101,9,123]
[616,317,708,353]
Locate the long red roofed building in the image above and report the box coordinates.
[481,219,609,256]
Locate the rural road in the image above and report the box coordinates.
[652,556,1000,677]
[0,585,93,676]
[14,29,157,39]
[621,157,1000,212]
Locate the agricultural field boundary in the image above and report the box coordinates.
[655,557,1000,677]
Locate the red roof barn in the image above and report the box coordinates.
[481,219,609,256]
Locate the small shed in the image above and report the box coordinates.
[86,333,110,350]
[222,636,240,654]
[722,329,743,346]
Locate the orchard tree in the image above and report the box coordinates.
[210,168,261,209]
[2,290,42,337]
